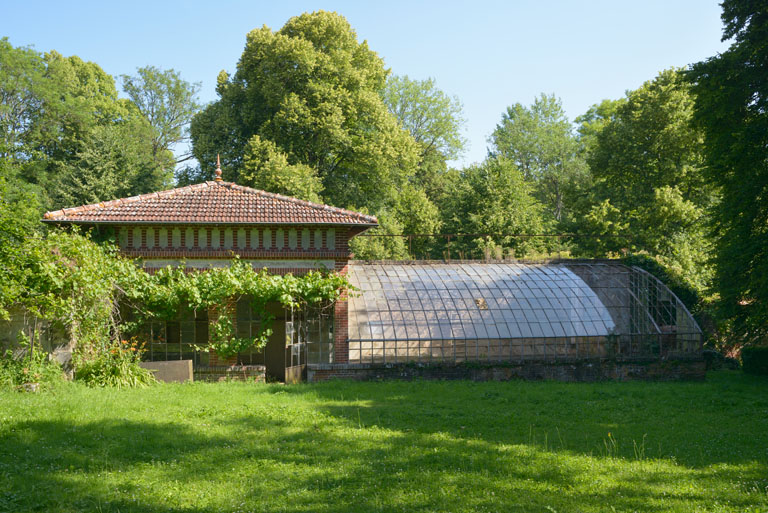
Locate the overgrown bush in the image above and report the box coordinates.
[741,347,768,376]
[74,338,156,388]
[0,335,64,390]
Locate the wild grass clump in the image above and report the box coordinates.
[0,335,64,390]
[74,338,156,388]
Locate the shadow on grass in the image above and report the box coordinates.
[0,416,732,513]
[294,371,768,468]
[0,372,766,512]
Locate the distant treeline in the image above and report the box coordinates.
[1,2,766,350]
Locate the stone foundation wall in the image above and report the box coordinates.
[308,358,706,383]
[193,365,266,382]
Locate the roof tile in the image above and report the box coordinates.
[43,181,378,226]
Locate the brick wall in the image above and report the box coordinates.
[334,259,350,363]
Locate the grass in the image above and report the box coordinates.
[0,371,766,512]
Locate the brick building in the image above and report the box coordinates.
[43,165,705,383]
[43,165,376,381]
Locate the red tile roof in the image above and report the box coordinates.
[43,181,378,226]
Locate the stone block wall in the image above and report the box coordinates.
[308,358,706,383]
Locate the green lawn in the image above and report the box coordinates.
[0,372,766,512]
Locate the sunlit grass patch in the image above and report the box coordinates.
[0,371,766,512]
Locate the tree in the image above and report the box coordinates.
[381,75,467,219]
[382,75,466,164]
[121,66,201,171]
[688,1,768,343]
[587,69,709,209]
[441,157,547,259]
[0,40,173,208]
[348,213,410,261]
[574,98,625,157]
[190,11,420,212]
[241,135,323,202]
[51,119,161,207]
[489,94,587,223]
[0,38,48,163]
[573,69,714,292]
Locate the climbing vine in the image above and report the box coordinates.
[123,259,351,357]
[1,228,352,360]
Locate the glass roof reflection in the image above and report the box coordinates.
[348,263,623,341]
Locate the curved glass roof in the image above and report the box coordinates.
[347,262,701,343]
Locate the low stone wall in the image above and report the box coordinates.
[193,365,266,382]
[308,358,706,383]
[139,360,194,383]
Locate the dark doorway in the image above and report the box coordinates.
[264,316,286,382]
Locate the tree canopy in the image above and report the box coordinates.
[688,0,768,344]
[0,39,189,212]
[190,11,420,212]
[489,94,587,223]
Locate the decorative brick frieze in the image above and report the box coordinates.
[116,224,350,257]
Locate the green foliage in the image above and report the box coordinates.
[0,178,43,318]
[574,199,629,257]
[490,94,588,223]
[51,119,165,207]
[441,157,548,258]
[587,69,709,208]
[349,213,410,261]
[121,65,201,170]
[741,347,768,376]
[190,11,420,212]
[0,334,63,389]
[241,135,323,202]
[622,254,702,314]
[0,38,48,161]
[122,259,351,358]
[574,98,625,157]
[572,69,714,293]
[382,74,466,169]
[74,338,156,388]
[0,38,177,209]
[688,1,768,345]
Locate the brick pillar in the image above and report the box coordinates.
[208,300,238,367]
[334,259,350,363]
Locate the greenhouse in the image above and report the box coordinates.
[344,262,702,365]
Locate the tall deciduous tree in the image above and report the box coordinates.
[441,157,547,258]
[0,40,173,209]
[489,94,587,223]
[688,1,768,343]
[121,66,201,170]
[190,11,420,212]
[381,75,466,215]
[0,38,48,163]
[241,135,323,202]
[575,69,714,291]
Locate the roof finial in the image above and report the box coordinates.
[215,154,222,181]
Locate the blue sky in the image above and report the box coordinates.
[2,1,728,166]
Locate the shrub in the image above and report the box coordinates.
[0,335,64,390]
[741,347,768,376]
[74,338,156,388]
